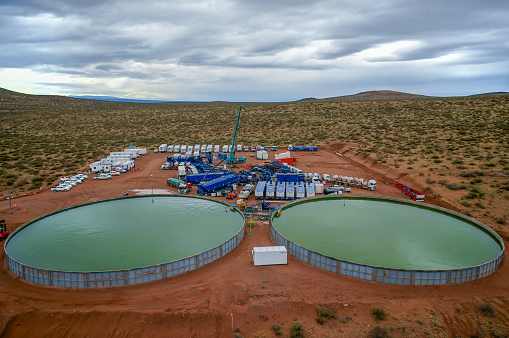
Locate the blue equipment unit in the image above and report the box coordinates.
[286,182,295,200]
[295,181,305,199]
[185,172,230,184]
[265,181,276,200]
[197,173,238,193]
[255,181,266,199]
[276,181,286,199]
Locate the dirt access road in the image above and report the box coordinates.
[0,143,508,337]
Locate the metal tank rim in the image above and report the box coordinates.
[4,194,245,288]
[270,194,505,285]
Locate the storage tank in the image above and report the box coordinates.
[5,196,245,288]
[270,196,504,285]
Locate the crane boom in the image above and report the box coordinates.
[226,105,242,164]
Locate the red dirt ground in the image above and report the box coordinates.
[1,144,508,337]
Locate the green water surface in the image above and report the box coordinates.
[272,199,502,270]
[6,196,243,272]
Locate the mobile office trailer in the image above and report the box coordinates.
[194,145,200,151]
[113,159,134,170]
[223,145,229,152]
[237,144,242,152]
[252,246,287,266]
[214,145,220,153]
[174,145,180,153]
[122,149,140,158]
[193,150,200,157]
[201,145,207,152]
[159,144,168,152]
[181,145,187,153]
[167,145,174,152]
[111,151,136,159]
[89,161,112,173]
[255,181,266,199]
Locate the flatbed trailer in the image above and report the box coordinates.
[395,183,425,201]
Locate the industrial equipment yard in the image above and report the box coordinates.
[1,143,509,337]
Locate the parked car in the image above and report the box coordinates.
[51,184,71,192]
[94,173,111,180]
[244,146,249,152]
[108,171,121,176]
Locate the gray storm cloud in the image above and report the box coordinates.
[0,0,508,100]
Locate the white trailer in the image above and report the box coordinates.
[214,145,220,153]
[222,145,228,152]
[193,150,200,156]
[159,144,168,152]
[111,151,136,159]
[252,246,287,266]
[237,144,242,152]
[113,160,134,170]
[122,149,141,158]
[89,161,112,173]
[174,145,180,153]
[207,144,213,152]
[167,145,174,152]
[201,144,207,152]
[180,145,186,153]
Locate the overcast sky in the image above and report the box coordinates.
[0,0,508,101]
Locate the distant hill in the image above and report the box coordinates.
[468,92,509,98]
[69,95,171,103]
[301,90,431,102]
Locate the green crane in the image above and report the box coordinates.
[226,105,246,164]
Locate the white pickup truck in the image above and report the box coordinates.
[94,173,111,180]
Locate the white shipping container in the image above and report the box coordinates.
[252,246,287,266]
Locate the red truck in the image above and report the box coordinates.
[0,219,9,241]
